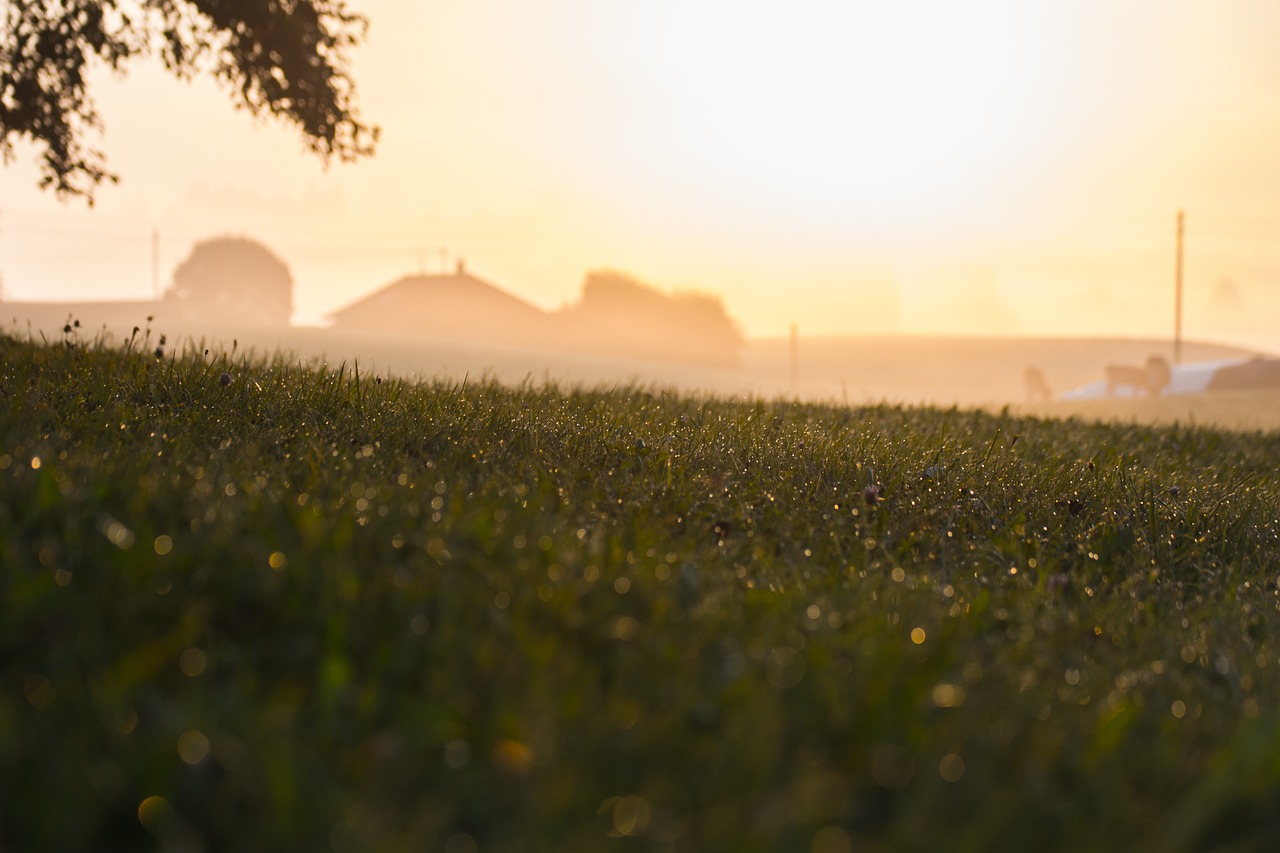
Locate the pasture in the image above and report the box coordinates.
[4,327,1280,850]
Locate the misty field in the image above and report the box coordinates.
[5,330,1280,851]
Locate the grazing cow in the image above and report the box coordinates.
[1024,367,1053,402]
[1105,356,1171,397]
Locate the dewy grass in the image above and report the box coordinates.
[3,329,1280,851]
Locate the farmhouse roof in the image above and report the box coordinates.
[327,265,548,337]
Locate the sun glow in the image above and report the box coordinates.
[4,2,1280,349]
[649,3,1040,221]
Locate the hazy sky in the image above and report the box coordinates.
[3,0,1280,350]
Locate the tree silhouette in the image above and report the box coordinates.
[560,269,744,367]
[0,0,378,202]
[164,236,293,327]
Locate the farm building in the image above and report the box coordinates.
[327,263,552,347]
[329,263,744,367]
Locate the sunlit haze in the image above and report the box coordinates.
[3,0,1280,352]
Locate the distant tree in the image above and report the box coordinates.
[561,269,744,367]
[164,236,293,327]
[0,0,378,202]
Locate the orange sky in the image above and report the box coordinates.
[2,1,1280,351]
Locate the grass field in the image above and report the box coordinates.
[4,327,1280,851]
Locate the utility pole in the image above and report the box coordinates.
[789,323,798,397]
[1174,209,1184,365]
[151,227,160,299]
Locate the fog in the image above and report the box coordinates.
[6,203,1280,355]
[3,1,1280,415]
[4,250,1277,432]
